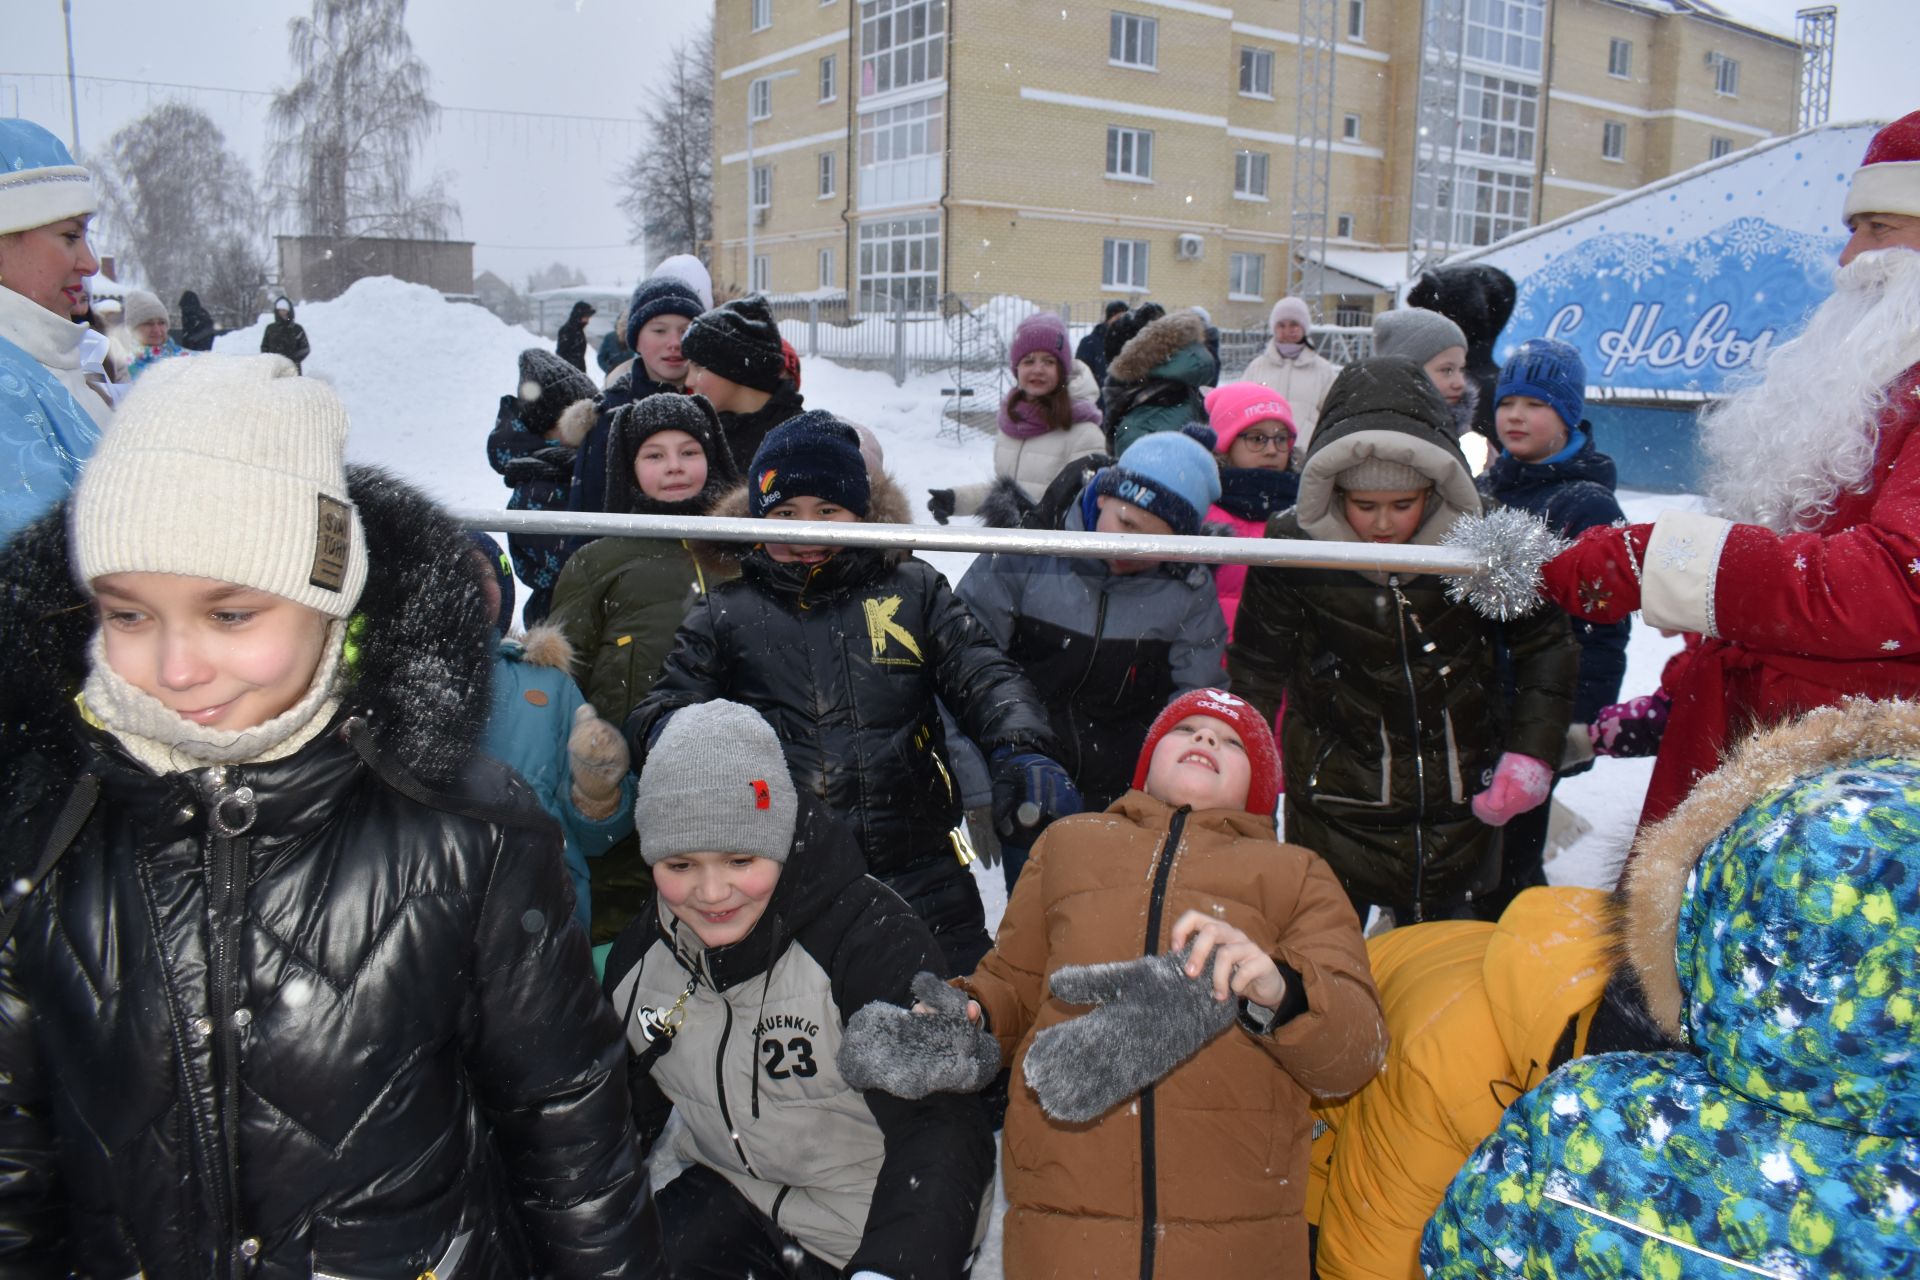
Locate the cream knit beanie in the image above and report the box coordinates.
[71,354,368,617]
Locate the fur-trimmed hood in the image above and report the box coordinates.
[0,466,497,790]
[1295,357,1482,548]
[1107,310,1211,384]
[1624,698,1920,1136]
[512,622,575,673]
[688,465,913,575]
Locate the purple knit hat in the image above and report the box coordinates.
[1009,312,1071,374]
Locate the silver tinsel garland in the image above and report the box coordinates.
[1442,507,1569,621]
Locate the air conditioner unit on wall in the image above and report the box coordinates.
[1175,233,1205,261]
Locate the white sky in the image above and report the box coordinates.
[3,0,1913,292]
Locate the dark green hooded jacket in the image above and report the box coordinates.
[1227,357,1576,920]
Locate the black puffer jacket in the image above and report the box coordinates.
[1228,358,1576,919]
[624,480,1056,906]
[718,381,805,471]
[0,471,656,1279]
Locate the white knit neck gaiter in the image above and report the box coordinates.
[80,620,348,775]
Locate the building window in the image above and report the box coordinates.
[858,95,944,208]
[1601,121,1625,161]
[1607,37,1632,78]
[818,151,837,197]
[1457,72,1538,164]
[1110,12,1158,69]
[1451,166,1533,246]
[1336,212,1355,238]
[1233,150,1269,199]
[860,0,946,96]
[752,254,770,292]
[750,77,773,121]
[1102,238,1150,291]
[752,0,773,31]
[1229,252,1264,299]
[1347,0,1366,42]
[820,54,838,102]
[1709,135,1733,160]
[1342,113,1361,141]
[1711,53,1740,96]
[819,246,837,288]
[857,213,940,312]
[1106,126,1154,181]
[1460,0,1544,74]
[751,165,772,209]
[1239,47,1274,97]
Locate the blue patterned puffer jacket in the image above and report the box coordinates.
[1423,698,1920,1279]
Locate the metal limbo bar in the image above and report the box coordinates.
[452,508,1487,577]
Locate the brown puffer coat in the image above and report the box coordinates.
[962,790,1387,1279]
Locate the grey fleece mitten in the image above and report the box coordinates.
[837,972,1002,1100]
[1023,943,1238,1124]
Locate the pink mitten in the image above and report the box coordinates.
[1471,753,1554,827]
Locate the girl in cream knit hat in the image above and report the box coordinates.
[0,354,655,1274]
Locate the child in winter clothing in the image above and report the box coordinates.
[547,393,741,940]
[1477,339,1630,916]
[570,266,707,517]
[951,687,1386,1279]
[605,700,993,1280]
[1405,264,1518,442]
[1371,307,1473,438]
[626,412,1068,972]
[123,288,189,379]
[1240,296,1341,452]
[929,311,1105,526]
[487,347,600,623]
[259,295,310,372]
[0,355,653,1274]
[957,429,1230,876]
[1426,699,1920,1279]
[1102,305,1215,455]
[682,294,806,466]
[468,532,636,931]
[1204,381,1300,635]
[1227,356,1577,924]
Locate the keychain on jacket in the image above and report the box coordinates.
[626,971,698,1073]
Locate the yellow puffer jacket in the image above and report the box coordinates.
[1304,886,1614,1280]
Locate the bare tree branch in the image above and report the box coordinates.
[615,19,713,262]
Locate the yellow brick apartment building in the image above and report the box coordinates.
[711,0,1799,326]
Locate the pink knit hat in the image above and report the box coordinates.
[1009,312,1070,374]
[1204,381,1296,453]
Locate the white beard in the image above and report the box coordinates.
[1701,248,1920,533]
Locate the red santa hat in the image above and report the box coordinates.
[1131,688,1283,816]
[1844,110,1920,223]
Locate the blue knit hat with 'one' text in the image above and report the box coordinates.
[1093,428,1223,537]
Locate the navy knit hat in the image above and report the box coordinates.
[1496,338,1586,430]
[682,295,788,393]
[747,411,870,518]
[467,531,516,635]
[625,275,706,348]
[516,348,598,435]
[1093,428,1222,537]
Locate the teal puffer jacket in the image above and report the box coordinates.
[1423,700,1920,1279]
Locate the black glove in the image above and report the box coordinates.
[1023,942,1237,1123]
[990,748,1082,844]
[533,444,578,469]
[500,456,555,485]
[927,488,956,525]
[838,972,1001,1100]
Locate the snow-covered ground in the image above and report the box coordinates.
[226,279,1688,1276]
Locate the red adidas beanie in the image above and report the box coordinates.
[1132,688,1283,816]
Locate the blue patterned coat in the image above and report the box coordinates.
[1423,700,1920,1278]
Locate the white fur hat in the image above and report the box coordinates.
[72,355,368,617]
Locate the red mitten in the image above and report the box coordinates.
[1538,523,1650,622]
[1471,753,1554,827]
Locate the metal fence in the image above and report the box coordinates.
[767,291,1374,388]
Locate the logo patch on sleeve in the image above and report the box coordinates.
[309,494,353,592]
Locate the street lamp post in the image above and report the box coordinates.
[744,68,798,294]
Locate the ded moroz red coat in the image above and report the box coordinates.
[1636,361,1920,826]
